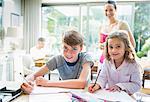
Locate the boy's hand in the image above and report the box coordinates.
[88,83,100,93]
[35,76,48,86]
[21,83,34,94]
[106,85,121,92]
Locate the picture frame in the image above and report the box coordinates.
[11,13,19,27]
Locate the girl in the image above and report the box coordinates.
[88,30,141,95]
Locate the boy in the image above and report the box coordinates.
[30,37,47,61]
[21,30,94,94]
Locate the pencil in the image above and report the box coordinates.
[19,73,28,83]
[92,69,101,88]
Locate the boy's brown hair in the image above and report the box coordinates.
[62,30,83,47]
[105,30,135,63]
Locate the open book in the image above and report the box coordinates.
[31,86,135,102]
[86,89,136,102]
[30,86,84,102]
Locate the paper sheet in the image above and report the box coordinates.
[86,89,136,102]
[30,86,136,102]
[31,85,84,95]
[29,93,72,102]
[31,86,69,94]
[70,91,103,102]
[133,92,150,102]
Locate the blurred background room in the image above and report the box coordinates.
[0,0,150,95]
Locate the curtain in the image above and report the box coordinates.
[23,0,41,53]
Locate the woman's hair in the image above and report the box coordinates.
[38,37,45,42]
[62,30,83,47]
[105,30,135,63]
[106,0,117,10]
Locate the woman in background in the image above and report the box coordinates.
[99,0,136,64]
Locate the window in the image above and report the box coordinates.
[41,3,134,60]
[42,6,80,55]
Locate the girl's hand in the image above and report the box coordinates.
[106,85,121,92]
[21,83,33,94]
[88,83,100,93]
[35,76,48,86]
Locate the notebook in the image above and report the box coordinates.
[86,89,136,102]
[0,81,22,102]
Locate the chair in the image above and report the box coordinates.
[142,68,150,88]
[22,54,35,76]
[22,54,52,80]
[138,57,150,88]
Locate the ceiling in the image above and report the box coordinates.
[42,0,149,4]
